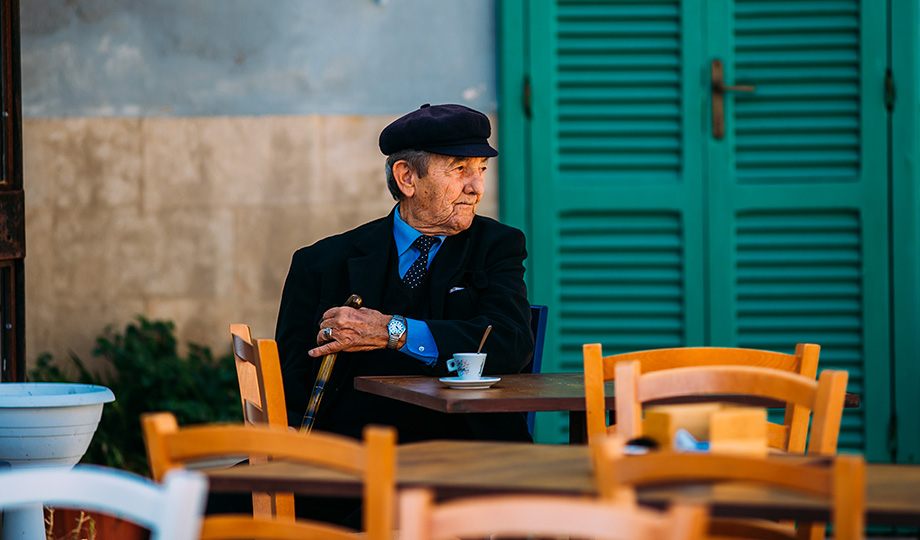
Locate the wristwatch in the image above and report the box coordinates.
[387,315,407,349]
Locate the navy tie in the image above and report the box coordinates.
[403,236,440,289]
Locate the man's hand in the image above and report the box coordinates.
[308,306,393,357]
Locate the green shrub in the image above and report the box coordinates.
[29,316,241,476]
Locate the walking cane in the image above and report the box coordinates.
[300,294,363,433]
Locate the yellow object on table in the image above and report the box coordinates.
[644,404,767,456]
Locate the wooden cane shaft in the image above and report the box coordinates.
[300,294,362,432]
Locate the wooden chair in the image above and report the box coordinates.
[141,411,396,540]
[398,487,708,540]
[591,437,866,540]
[230,324,293,518]
[613,362,848,540]
[583,343,821,451]
[612,360,848,456]
[0,465,207,540]
[230,323,288,429]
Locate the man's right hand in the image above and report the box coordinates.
[308,306,398,357]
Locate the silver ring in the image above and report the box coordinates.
[322,327,333,340]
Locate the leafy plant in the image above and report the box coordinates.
[29,316,241,476]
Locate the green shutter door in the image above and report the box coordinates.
[525,0,707,443]
[503,0,890,457]
[706,0,889,459]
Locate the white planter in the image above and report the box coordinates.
[0,383,115,468]
[0,383,115,540]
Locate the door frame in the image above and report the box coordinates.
[890,0,920,464]
[0,0,25,383]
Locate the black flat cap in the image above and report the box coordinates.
[379,103,498,157]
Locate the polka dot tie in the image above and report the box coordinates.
[403,235,440,289]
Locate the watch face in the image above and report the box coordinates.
[387,316,406,349]
[388,317,406,335]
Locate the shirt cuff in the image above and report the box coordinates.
[400,318,438,366]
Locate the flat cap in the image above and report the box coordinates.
[379,103,498,157]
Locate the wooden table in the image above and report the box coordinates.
[355,373,602,442]
[353,373,861,443]
[207,440,920,527]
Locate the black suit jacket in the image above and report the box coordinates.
[275,207,534,442]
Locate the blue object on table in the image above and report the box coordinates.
[674,428,711,452]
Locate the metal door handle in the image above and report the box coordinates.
[711,59,755,139]
[715,81,756,93]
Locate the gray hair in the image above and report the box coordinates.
[385,149,432,201]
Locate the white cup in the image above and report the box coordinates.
[446,353,487,380]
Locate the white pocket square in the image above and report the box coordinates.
[449,287,465,293]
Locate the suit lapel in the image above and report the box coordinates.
[346,211,396,310]
[427,227,471,317]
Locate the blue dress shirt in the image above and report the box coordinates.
[393,207,444,365]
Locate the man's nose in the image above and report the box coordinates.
[464,169,485,194]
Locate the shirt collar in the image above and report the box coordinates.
[393,204,446,256]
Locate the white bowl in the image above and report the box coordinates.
[0,383,115,468]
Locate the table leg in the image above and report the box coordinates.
[568,411,587,444]
[568,410,614,445]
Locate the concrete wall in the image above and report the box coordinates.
[20,1,500,370]
[21,0,498,116]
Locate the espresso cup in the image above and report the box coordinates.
[446,353,487,380]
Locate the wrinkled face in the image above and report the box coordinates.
[400,154,488,236]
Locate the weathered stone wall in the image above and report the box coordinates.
[23,115,500,371]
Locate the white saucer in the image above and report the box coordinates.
[438,376,501,390]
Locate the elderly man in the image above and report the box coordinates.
[275,103,534,444]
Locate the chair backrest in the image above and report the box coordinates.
[524,305,549,376]
[613,360,848,456]
[141,411,396,540]
[583,343,821,451]
[229,324,291,518]
[230,324,288,428]
[524,304,548,434]
[591,438,865,540]
[0,465,207,540]
[398,487,708,540]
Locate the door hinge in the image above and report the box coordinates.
[884,68,896,112]
[523,76,532,119]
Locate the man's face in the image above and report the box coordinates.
[401,154,488,236]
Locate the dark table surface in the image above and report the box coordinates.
[207,439,918,527]
[353,373,860,443]
[354,372,860,412]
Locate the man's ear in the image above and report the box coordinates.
[392,160,416,198]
